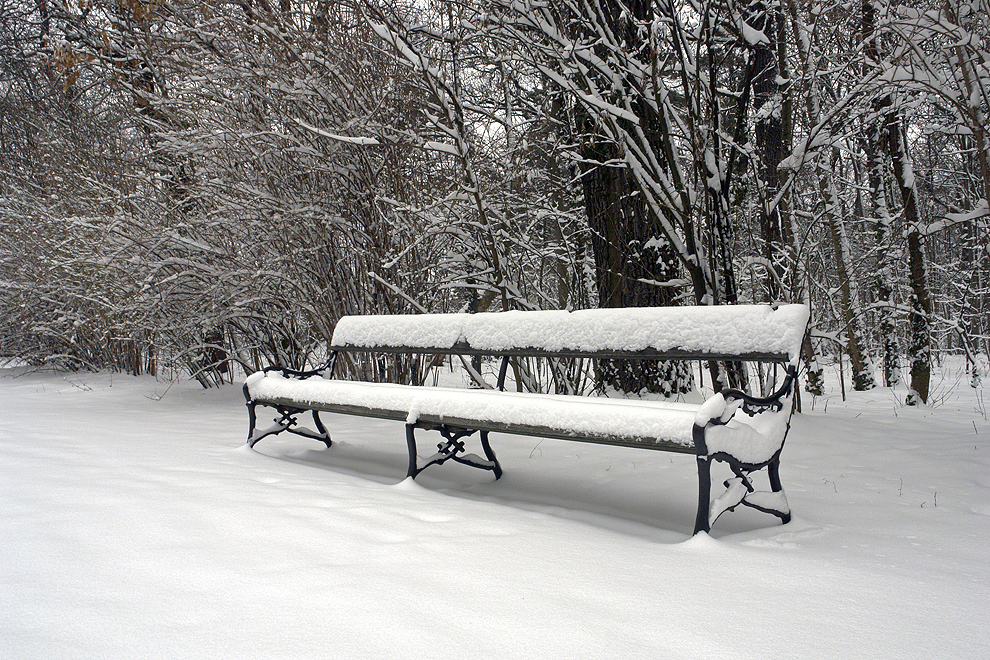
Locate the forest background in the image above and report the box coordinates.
[2,0,988,404]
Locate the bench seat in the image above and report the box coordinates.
[247,372,792,466]
[246,372,703,452]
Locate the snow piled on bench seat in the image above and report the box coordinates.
[246,371,794,463]
[331,304,809,363]
[245,373,700,448]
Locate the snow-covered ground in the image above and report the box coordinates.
[1,363,988,659]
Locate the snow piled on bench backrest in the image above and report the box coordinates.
[331,304,809,363]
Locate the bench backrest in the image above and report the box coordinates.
[330,304,809,366]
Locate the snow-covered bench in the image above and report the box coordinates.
[243,304,809,535]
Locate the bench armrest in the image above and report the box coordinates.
[259,353,337,381]
[692,365,797,466]
[695,365,796,425]
[717,364,797,412]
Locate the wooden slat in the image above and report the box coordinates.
[329,305,810,365]
[258,395,696,454]
[329,341,790,363]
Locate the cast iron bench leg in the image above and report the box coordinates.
[694,455,712,535]
[768,457,791,524]
[405,423,420,479]
[405,423,502,480]
[480,431,502,480]
[244,387,331,449]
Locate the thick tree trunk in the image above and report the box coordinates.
[868,139,901,386]
[575,0,692,395]
[862,0,931,403]
[862,0,900,387]
[746,0,789,300]
[579,154,692,395]
[885,110,933,405]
